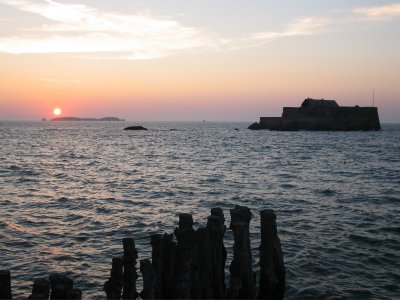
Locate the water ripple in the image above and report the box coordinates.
[0,121,399,299]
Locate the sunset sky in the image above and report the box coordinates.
[0,0,399,121]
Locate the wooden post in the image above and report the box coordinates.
[65,288,82,299]
[228,205,256,298]
[49,273,79,299]
[192,227,209,299]
[139,259,153,299]
[150,234,163,298]
[160,233,176,299]
[206,208,227,298]
[258,209,285,300]
[104,257,123,299]
[0,270,12,300]
[29,278,50,299]
[122,238,138,300]
[174,213,195,299]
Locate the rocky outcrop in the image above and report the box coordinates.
[124,126,148,131]
[248,122,261,130]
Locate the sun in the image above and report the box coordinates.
[53,107,62,116]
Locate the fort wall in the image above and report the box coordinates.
[259,106,380,131]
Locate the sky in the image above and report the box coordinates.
[0,0,399,122]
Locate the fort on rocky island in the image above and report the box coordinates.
[249,98,381,131]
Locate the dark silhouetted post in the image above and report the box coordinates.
[49,273,81,299]
[228,205,256,298]
[104,257,123,299]
[258,209,285,300]
[192,227,209,299]
[29,278,50,299]
[0,270,12,300]
[160,233,176,298]
[66,288,82,299]
[150,234,163,298]
[122,238,138,299]
[206,208,227,298]
[174,213,195,299]
[139,259,153,299]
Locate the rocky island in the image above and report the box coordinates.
[51,117,124,121]
[249,98,381,131]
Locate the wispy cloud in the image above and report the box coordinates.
[218,17,331,51]
[252,17,330,40]
[0,0,399,59]
[0,0,209,59]
[354,3,400,21]
[247,3,400,48]
[0,0,332,57]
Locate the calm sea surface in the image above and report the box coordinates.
[1,121,399,299]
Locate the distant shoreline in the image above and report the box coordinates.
[51,117,124,121]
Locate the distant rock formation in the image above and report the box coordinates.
[51,117,124,121]
[249,98,381,131]
[248,122,260,130]
[124,126,148,131]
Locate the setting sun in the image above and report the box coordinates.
[53,107,62,116]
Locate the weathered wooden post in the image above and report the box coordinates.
[174,213,195,299]
[29,278,50,299]
[192,226,212,299]
[206,208,227,298]
[122,238,138,299]
[49,273,72,299]
[49,273,81,299]
[228,205,256,298]
[139,259,153,299]
[0,270,12,300]
[258,209,285,300]
[65,288,82,299]
[104,257,123,299]
[160,233,176,299]
[150,234,163,298]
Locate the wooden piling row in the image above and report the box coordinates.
[26,274,81,300]
[1,206,285,300]
[123,206,283,299]
[104,238,139,300]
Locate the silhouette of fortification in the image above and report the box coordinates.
[249,98,381,131]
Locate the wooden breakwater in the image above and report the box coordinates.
[0,205,285,300]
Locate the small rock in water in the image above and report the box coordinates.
[124,126,148,131]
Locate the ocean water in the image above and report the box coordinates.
[0,121,399,299]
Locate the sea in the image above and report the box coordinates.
[1,121,399,299]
